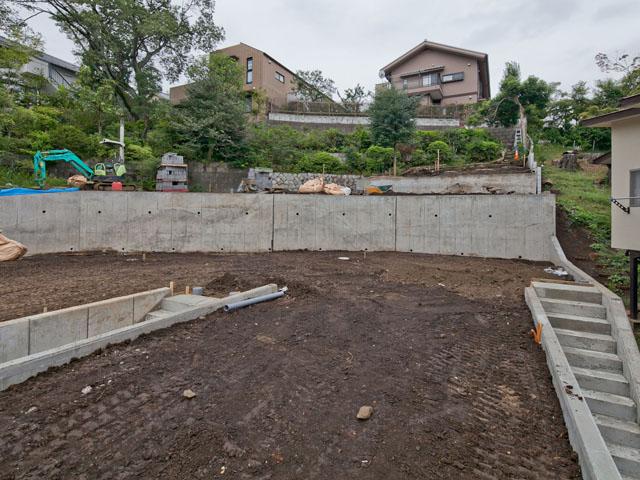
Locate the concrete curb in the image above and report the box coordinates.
[525,286,622,480]
[0,284,277,391]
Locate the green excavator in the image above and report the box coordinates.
[33,144,135,191]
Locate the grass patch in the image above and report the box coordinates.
[0,165,72,189]
[536,143,628,295]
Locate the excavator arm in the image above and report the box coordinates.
[33,149,95,188]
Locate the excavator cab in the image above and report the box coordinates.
[94,163,107,176]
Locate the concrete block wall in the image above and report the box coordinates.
[0,288,169,364]
[0,191,555,261]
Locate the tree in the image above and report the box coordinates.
[368,87,417,150]
[596,51,640,95]
[16,0,224,127]
[337,84,370,113]
[291,69,336,103]
[483,61,554,131]
[170,54,246,163]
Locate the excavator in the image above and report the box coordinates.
[33,143,136,191]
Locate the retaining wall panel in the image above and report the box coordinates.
[125,193,161,251]
[29,307,88,355]
[79,192,128,251]
[395,196,441,254]
[170,194,203,252]
[0,196,18,233]
[201,195,272,252]
[87,297,134,337]
[0,319,29,364]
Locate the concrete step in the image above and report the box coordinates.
[541,297,607,319]
[573,367,630,396]
[583,389,637,421]
[595,414,640,449]
[564,346,622,372]
[534,282,602,304]
[547,312,611,335]
[144,309,174,321]
[555,328,616,354]
[159,298,193,312]
[608,443,640,478]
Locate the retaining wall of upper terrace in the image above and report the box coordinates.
[0,192,555,261]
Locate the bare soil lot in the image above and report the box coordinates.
[0,252,580,479]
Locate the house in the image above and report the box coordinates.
[584,93,640,319]
[378,40,491,106]
[0,36,79,92]
[170,43,303,110]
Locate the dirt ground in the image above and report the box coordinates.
[0,252,580,479]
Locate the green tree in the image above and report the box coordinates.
[368,87,417,148]
[338,84,370,113]
[292,70,336,103]
[20,0,224,127]
[170,54,246,163]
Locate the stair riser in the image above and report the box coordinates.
[548,315,611,335]
[598,424,640,450]
[575,373,630,396]
[556,333,616,354]
[565,351,622,372]
[535,287,602,304]
[612,455,640,478]
[542,300,606,319]
[586,397,637,421]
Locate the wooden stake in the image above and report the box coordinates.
[43,306,48,313]
[169,281,175,295]
[185,285,190,295]
[142,253,146,262]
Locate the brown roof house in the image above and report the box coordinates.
[170,43,302,112]
[583,93,640,318]
[378,40,491,106]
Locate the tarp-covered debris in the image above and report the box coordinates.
[67,175,88,188]
[0,187,79,197]
[0,233,27,262]
[323,183,351,196]
[299,178,324,194]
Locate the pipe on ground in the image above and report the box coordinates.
[224,290,285,312]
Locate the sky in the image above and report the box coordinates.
[25,0,640,96]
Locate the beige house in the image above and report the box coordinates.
[378,40,491,106]
[170,43,299,110]
[584,93,640,319]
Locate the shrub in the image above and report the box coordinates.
[426,140,453,163]
[414,130,444,150]
[345,127,372,151]
[245,124,304,170]
[442,128,494,153]
[294,151,347,174]
[466,140,502,163]
[364,145,395,172]
[409,148,432,166]
[49,125,98,159]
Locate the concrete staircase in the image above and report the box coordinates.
[534,281,640,479]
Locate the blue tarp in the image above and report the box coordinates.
[0,187,79,197]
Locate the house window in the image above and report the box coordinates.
[441,72,464,83]
[246,57,253,84]
[275,71,285,83]
[631,169,640,208]
[422,72,440,87]
[402,79,408,90]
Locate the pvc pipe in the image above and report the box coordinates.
[224,291,285,312]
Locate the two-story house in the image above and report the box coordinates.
[170,43,303,110]
[379,40,491,106]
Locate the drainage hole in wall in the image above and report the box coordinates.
[342,213,345,216]
[518,255,522,259]
[410,249,413,252]
[318,248,323,251]
[121,248,125,251]
[69,247,74,251]
[197,211,201,215]
[148,210,152,214]
[388,213,392,216]
[296,212,299,216]
[172,248,176,251]
[245,211,249,215]
[434,214,438,217]
[98,210,102,214]
[460,252,464,256]
[42,210,46,214]
[220,248,224,251]
[488,214,493,218]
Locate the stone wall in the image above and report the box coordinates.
[270,172,363,193]
[188,162,247,193]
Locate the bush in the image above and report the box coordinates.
[442,128,494,154]
[414,130,444,150]
[409,148,432,166]
[294,151,347,174]
[364,145,394,172]
[426,141,453,163]
[466,140,502,162]
[344,127,372,151]
[49,124,98,159]
[245,124,304,170]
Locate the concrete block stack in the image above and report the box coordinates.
[156,153,188,192]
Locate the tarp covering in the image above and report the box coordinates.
[0,187,79,197]
[0,233,27,261]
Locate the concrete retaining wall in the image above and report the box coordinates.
[367,171,536,195]
[0,288,169,364]
[0,192,555,260]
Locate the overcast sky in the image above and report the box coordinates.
[26,0,640,96]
